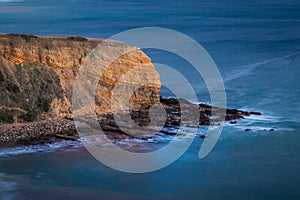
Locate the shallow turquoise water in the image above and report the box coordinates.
[0,0,300,199]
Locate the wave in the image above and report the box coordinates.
[232,125,294,132]
[243,114,280,122]
[0,112,293,157]
[0,0,24,3]
[0,173,18,199]
[0,140,82,157]
[224,110,295,133]
[224,51,300,82]
[0,130,189,157]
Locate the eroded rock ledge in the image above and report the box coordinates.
[0,97,261,148]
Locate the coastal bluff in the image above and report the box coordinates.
[0,34,261,147]
[0,34,160,123]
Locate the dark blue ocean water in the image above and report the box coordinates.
[0,0,300,199]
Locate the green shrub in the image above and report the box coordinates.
[66,36,88,42]
[37,97,51,112]
[0,71,4,83]
[0,110,14,123]
[5,83,20,93]
[7,33,38,41]
[20,110,38,122]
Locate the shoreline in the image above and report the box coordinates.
[0,119,77,148]
[0,97,261,149]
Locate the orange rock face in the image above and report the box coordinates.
[0,34,160,122]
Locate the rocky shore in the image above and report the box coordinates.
[0,97,261,148]
[0,119,77,148]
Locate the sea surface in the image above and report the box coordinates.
[0,0,300,199]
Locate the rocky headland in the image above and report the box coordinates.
[0,34,261,148]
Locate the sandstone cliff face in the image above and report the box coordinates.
[0,34,160,123]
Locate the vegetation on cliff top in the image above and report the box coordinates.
[2,33,88,42]
[0,62,63,123]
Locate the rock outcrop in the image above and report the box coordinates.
[0,34,160,122]
[0,34,262,148]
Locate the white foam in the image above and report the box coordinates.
[0,140,81,157]
[230,122,295,132]
[243,114,280,122]
[228,111,294,129]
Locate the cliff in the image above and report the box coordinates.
[0,34,161,123]
[0,34,263,147]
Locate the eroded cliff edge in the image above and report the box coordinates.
[0,34,160,123]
